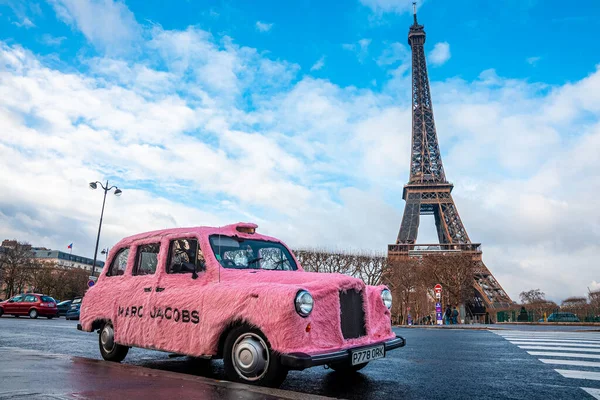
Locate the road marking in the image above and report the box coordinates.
[510,341,600,347]
[527,351,600,360]
[519,346,600,353]
[555,369,600,381]
[539,359,600,368]
[504,338,600,344]
[582,387,600,399]
[502,337,600,342]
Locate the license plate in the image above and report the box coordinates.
[351,345,385,365]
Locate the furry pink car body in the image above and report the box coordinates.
[78,223,405,386]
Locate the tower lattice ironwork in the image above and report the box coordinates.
[388,8,513,312]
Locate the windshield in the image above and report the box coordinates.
[209,235,297,271]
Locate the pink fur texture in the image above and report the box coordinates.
[80,223,395,357]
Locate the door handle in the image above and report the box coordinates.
[155,287,165,292]
[143,287,151,292]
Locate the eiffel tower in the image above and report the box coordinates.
[388,6,513,315]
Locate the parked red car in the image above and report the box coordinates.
[0,293,58,319]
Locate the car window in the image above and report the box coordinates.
[41,296,54,303]
[24,295,37,302]
[11,295,23,302]
[107,248,129,276]
[133,243,160,276]
[209,235,297,271]
[167,238,205,274]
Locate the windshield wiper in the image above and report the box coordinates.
[246,256,263,268]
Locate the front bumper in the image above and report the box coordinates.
[280,335,406,370]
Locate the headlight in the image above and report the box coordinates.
[295,290,314,317]
[381,289,392,309]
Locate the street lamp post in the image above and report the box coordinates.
[89,180,122,277]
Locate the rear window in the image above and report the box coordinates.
[72,298,82,304]
[41,296,54,302]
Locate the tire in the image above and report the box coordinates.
[223,325,288,387]
[0,308,3,317]
[328,361,369,373]
[29,309,38,319]
[47,316,54,320]
[99,322,129,362]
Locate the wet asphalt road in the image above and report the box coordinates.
[1,316,600,399]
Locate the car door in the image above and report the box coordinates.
[4,295,23,314]
[146,236,205,355]
[114,242,161,349]
[23,295,37,315]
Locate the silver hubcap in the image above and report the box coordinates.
[30,310,37,318]
[101,325,115,353]
[231,333,269,381]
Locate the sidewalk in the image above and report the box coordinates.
[0,347,332,400]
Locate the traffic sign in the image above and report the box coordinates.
[434,284,442,293]
[87,279,95,288]
[435,292,441,299]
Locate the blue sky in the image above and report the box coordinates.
[3,0,599,88]
[0,0,599,301]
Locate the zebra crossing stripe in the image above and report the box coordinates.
[518,346,600,353]
[582,387,600,399]
[539,359,600,368]
[502,336,600,342]
[504,338,600,344]
[555,369,600,381]
[527,351,600,360]
[510,341,600,348]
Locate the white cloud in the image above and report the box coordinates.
[377,42,410,66]
[342,38,372,62]
[13,17,35,28]
[255,21,273,32]
[49,0,141,54]
[40,34,67,46]
[527,56,541,66]
[310,56,325,71]
[360,0,417,14]
[428,41,451,66]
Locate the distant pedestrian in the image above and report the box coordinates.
[445,305,452,325]
[452,306,459,325]
[426,315,432,325]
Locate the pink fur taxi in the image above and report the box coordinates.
[80,223,395,357]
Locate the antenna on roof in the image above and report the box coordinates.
[412,1,418,24]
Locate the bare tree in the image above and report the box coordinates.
[519,289,546,304]
[561,296,589,320]
[0,241,35,298]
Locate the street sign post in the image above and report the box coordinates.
[87,279,95,288]
[434,284,443,325]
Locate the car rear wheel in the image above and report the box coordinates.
[0,308,3,317]
[47,316,54,319]
[223,325,288,387]
[328,361,369,373]
[29,309,38,319]
[99,322,129,362]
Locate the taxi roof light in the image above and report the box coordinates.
[235,223,257,234]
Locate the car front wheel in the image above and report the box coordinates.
[99,322,129,362]
[29,309,38,319]
[223,325,288,387]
